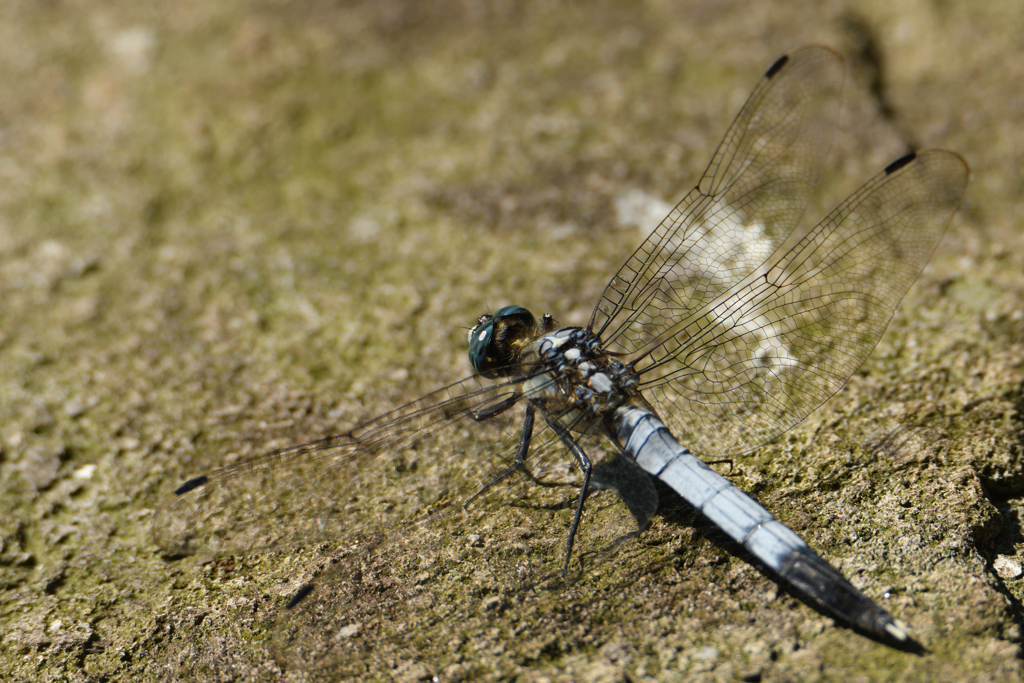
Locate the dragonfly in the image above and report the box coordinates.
[154,46,968,649]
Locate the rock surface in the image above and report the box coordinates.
[1,1,1023,681]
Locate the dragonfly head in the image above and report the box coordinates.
[469,305,541,379]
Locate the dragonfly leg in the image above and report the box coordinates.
[704,457,738,476]
[544,419,593,576]
[464,403,535,508]
[469,393,520,421]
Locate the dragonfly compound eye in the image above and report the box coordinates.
[468,305,537,378]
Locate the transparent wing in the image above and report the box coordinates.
[590,45,845,348]
[153,365,620,557]
[623,150,969,457]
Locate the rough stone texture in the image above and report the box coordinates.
[1,1,1023,681]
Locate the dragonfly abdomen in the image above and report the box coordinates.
[613,406,912,646]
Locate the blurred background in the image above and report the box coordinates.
[1,1,1023,680]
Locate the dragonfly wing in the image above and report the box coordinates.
[590,46,844,348]
[153,374,533,556]
[152,363,632,558]
[633,150,968,457]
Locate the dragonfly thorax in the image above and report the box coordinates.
[525,327,636,416]
[468,306,634,413]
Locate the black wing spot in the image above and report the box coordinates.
[884,151,917,175]
[765,54,789,78]
[285,583,316,610]
[174,475,209,495]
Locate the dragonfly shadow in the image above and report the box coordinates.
[987,502,1024,638]
[268,488,649,674]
